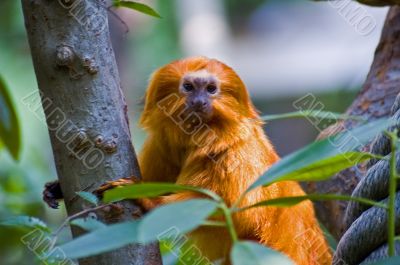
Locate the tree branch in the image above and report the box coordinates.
[21,0,162,264]
[314,0,400,7]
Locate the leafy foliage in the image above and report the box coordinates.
[76,191,99,206]
[55,199,217,259]
[103,182,221,202]
[243,194,386,209]
[248,118,392,191]
[0,216,50,233]
[240,194,386,211]
[59,221,140,259]
[231,241,294,265]
[70,217,106,232]
[5,111,398,265]
[260,110,362,122]
[140,199,218,243]
[113,1,161,18]
[0,76,21,160]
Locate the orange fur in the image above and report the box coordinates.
[137,57,332,265]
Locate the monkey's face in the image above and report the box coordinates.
[140,57,259,135]
[179,70,219,121]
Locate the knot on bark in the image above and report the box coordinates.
[56,45,75,67]
[95,135,118,154]
[82,57,98,75]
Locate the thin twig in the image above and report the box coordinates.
[49,203,112,250]
[220,203,238,242]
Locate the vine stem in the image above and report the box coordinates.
[202,220,226,227]
[220,203,238,243]
[388,131,398,256]
[49,203,112,250]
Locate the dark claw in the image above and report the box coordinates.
[43,180,63,209]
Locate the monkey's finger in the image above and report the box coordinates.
[93,176,138,198]
[135,198,158,213]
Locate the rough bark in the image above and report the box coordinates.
[304,6,400,239]
[21,0,162,264]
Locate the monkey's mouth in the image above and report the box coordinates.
[191,107,213,122]
[179,107,213,125]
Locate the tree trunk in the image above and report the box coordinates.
[21,0,162,264]
[304,6,400,239]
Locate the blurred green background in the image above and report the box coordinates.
[0,0,389,264]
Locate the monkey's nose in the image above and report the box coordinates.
[189,98,209,111]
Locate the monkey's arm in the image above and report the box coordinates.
[43,135,179,208]
[42,177,135,209]
[133,155,217,211]
[136,192,204,212]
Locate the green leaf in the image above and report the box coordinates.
[241,194,386,211]
[57,199,217,259]
[231,241,294,265]
[260,110,363,122]
[0,216,50,233]
[251,151,374,190]
[103,182,221,203]
[138,199,218,243]
[113,1,161,18]
[368,257,400,265]
[248,118,393,191]
[319,222,337,250]
[70,217,106,232]
[58,221,139,259]
[76,191,99,206]
[0,76,21,160]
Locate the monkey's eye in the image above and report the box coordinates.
[207,85,217,94]
[183,83,194,92]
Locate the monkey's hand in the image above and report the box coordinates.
[43,177,137,209]
[43,180,64,209]
[48,176,199,214]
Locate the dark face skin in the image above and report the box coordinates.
[179,71,219,120]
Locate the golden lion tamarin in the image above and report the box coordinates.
[131,56,332,265]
